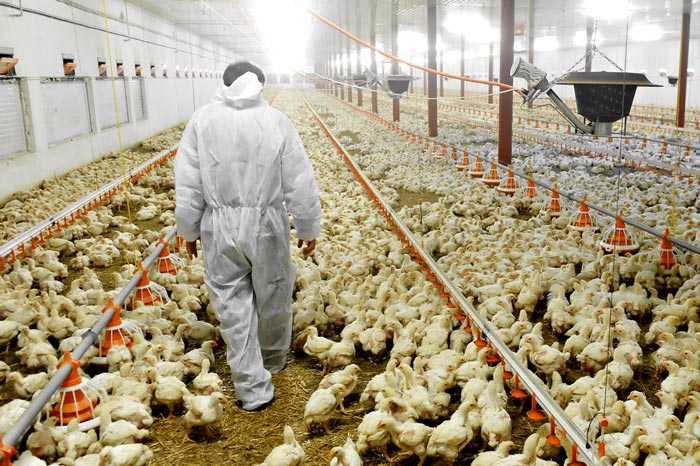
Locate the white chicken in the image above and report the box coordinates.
[254,425,305,466]
[304,383,345,434]
[98,444,153,466]
[319,364,361,414]
[183,391,227,441]
[379,417,433,466]
[330,435,363,466]
[426,400,475,465]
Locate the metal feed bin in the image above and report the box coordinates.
[385,74,412,97]
[558,72,659,131]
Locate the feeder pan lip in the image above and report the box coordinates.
[599,240,640,254]
[558,71,660,87]
[38,416,100,433]
[569,223,599,232]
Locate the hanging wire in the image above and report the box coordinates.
[602,2,634,429]
[101,0,136,265]
[188,0,197,112]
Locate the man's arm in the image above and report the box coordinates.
[174,117,205,244]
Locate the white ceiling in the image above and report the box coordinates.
[127,0,698,73]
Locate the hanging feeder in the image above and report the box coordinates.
[543,184,562,218]
[497,165,518,195]
[511,373,528,399]
[658,228,682,271]
[129,262,170,308]
[469,155,485,178]
[156,237,182,275]
[482,162,501,186]
[525,175,537,198]
[599,212,640,254]
[51,352,102,432]
[384,74,413,98]
[511,58,659,136]
[569,194,598,231]
[92,298,141,366]
[456,151,469,171]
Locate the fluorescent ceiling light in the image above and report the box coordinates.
[630,24,663,41]
[443,13,499,44]
[534,36,560,52]
[573,30,604,46]
[582,0,634,19]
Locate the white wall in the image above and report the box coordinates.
[0,0,233,203]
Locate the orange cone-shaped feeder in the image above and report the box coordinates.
[545,184,562,218]
[434,143,447,159]
[600,212,640,254]
[130,262,170,308]
[469,155,485,178]
[0,441,15,466]
[525,175,536,198]
[156,237,181,275]
[52,352,100,431]
[98,298,132,358]
[497,165,518,195]
[482,162,501,186]
[570,195,598,231]
[658,228,681,271]
[456,151,469,171]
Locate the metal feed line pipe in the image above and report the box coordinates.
[304,97,608,466]
[1,226,178,459]
[0,145,178,261]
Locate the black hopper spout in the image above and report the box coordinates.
[511,58,659,136]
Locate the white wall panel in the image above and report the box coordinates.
[95,77,129,129]
[0,81,27,159]
[41,79,91,145]
[131,77,146,120]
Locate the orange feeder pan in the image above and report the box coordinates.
[659,228,677,269]
[570,195,598,231]
[469,155,485,177]
[527,394,547,421]
[51,352,100,431]
[500,359,513,380]
[600,212,640,254]
[482,162,501,186]
[496,166,518,195]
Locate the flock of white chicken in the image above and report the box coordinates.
[0,86,699,466]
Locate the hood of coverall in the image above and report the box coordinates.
[212,71,263,108]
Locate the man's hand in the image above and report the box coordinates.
[186,239,199,259]
[297,239,316,256]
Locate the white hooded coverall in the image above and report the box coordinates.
[174,72,322,410]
